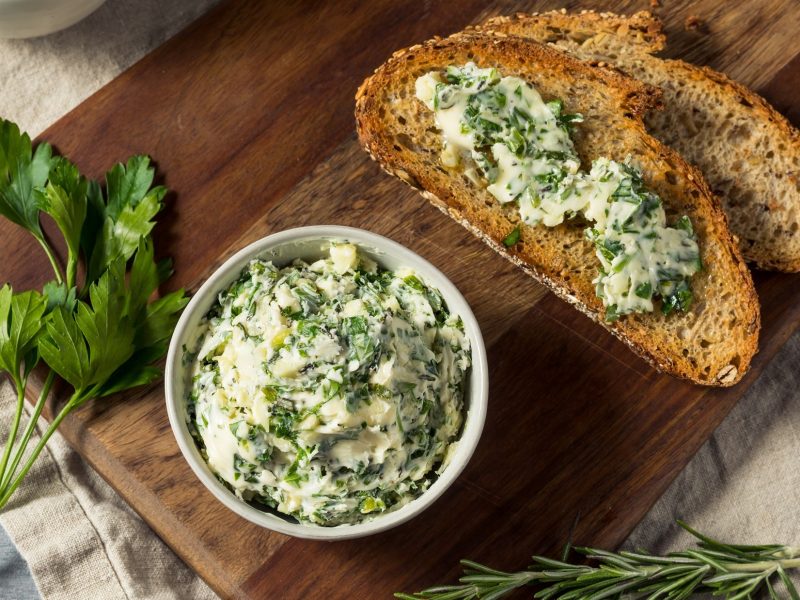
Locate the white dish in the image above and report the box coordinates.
[165,226,488,540]
[0,0,105,38]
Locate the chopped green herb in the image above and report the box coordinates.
[502,225,521,247]
[417,64,700,322]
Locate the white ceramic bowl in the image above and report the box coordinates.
[0,0,105,38]
[165,226,488,540]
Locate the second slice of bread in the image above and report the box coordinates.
[480,10,800,272]
[356,32,759,386]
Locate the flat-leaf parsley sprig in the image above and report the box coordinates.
[396,522,800,600]
[0,118,188,508]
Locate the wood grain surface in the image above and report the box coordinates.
[2,0,800,598]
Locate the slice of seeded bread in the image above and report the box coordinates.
[355,32,759,386]
[479,10,800,272]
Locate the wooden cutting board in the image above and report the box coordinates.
[2,0,800,598]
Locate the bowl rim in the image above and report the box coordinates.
[164,225,488,540]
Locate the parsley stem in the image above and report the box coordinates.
[66,254,78,290]
[0,371,56,492]
[37,237,64,285]
[0,389,80,509]
[0,378,26,487]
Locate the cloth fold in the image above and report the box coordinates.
[625,329,800,557]
[0,385,217,600]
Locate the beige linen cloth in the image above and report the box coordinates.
[0,1,798,599]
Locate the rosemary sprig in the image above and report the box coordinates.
[396,521,800,600]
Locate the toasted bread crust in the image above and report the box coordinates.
[355,32,759,386]
[480,11,800,272]
[479,9,666,54]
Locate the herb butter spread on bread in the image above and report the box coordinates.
[355,33,760,385]
[415,63,701,320]
[479,10,800,272]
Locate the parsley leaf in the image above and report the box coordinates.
[84,156,167,285]
[37,304,93,391]
[96,238,188,398]
[106,155,159,219]
[0,119,66,283]
[42,281,78,313]
[134,291,189,351]
[0,119,52,239]
[77,259,137,387]
[128,236,160,320]
[39,241,187,401]
[40,157,88,286]
[128,237,188,351]
[0,285,47,383]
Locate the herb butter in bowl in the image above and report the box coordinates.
[165,226,487,539]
